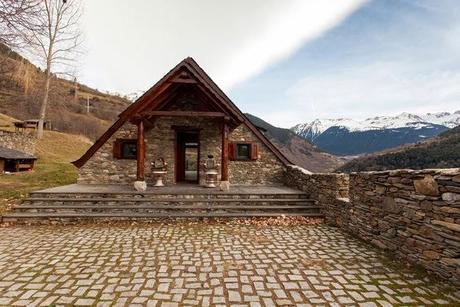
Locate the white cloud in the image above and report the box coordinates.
[286,62,460,123]
[80,0,367,94]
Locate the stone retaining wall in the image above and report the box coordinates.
[284,166,460,283]
[0,130,36,155]
[283,165,349,201]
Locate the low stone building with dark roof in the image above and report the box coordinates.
[0,146,37,173]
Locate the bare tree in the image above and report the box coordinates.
[26,0,82,138]
[0,0,41,48]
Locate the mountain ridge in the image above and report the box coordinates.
[292,111,460,156]
[292,111,460,138]
[337,125,460,172]
[245,113,345,172]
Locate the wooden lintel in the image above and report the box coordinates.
[143,118,155,129]
[148,111,226,118]
[169,78,198,84]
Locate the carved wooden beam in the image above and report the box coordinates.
[147,111,226,118]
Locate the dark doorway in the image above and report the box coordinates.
[175,130,200,183]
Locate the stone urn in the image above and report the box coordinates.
[203,155,218,188]
[151,158,168,187]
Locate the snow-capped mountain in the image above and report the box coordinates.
[291,111,460,156]
[292,111,460,140]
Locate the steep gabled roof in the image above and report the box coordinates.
[72,58,292,168]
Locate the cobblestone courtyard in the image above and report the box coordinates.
[0,222,458,306]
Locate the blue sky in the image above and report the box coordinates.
[81,1,460,128]
[229,0,460,127]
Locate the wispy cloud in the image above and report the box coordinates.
[81,0,368,94]
[231,0,460,127]
[286,62,460,121]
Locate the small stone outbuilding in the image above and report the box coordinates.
[72,58,292,189]
[0,146,36,173]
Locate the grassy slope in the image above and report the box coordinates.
[0,114,91,213]
[0,44,130,140]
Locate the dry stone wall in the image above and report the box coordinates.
[345,169,460,283]
[283,165,349,200]
[0,130,36,155]
[284,166,460,284]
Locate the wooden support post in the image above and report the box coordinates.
[137,120,145,181]
[221,122,229,184]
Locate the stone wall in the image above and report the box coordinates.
[229,125,285,185]
[78,120,286,185]
[283,165,349,200]
[284,166,460,283]
[0,130,36,155]
[78,124,138,184]
[344,169,460,283]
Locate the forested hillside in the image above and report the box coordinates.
[337,125,460,172]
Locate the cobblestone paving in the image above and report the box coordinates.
[0,223,458,306]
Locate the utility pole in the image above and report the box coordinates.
[86,95,90,114]
[73,77,78,102]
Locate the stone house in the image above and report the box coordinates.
[72,58,292,189]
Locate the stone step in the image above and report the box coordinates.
[23,197,316,203]
[28,192,310,200]
[14,204,320,210]
[2,211,324,221]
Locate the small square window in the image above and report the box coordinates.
[236,143,251,160]
[121,141,137,159]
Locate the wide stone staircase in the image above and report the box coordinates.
[1,188,322,222]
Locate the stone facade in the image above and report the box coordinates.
[283,166,460,284]
[78,124,138,184]
[229,125,285,185]
[78,120,286,185]
[0,130,36,155]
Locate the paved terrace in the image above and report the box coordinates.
[36,184,304,195]
[0,222,458,306]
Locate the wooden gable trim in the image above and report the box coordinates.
[72,117,127,168]
[239,121,291,165]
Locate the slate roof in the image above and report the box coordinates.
[0,146,37,160]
